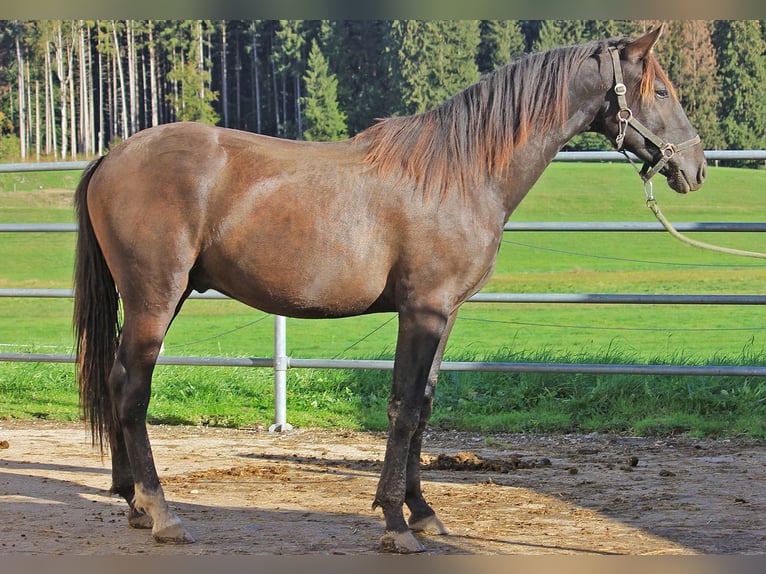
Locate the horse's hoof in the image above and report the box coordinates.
[128,509,153,530]
[409,514,449,535]
[379,530,426,554]
[152,519,195,544]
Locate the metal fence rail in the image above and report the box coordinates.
[2,152,765,428]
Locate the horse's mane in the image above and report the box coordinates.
[356,36,671,199]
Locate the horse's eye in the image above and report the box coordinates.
[655,88,670,99]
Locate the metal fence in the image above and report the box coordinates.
[2,151,766,429]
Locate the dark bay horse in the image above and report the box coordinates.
[73,26,706,553]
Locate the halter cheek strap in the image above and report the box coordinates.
[608,47,700,185]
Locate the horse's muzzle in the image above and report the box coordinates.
[665,155,707,194]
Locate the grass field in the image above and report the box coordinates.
[1,162,765,436]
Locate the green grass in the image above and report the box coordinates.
[2,349,765,438]
[1,163,766,437]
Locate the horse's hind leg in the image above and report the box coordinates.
[106,302,193,544]
[107,365,153,530]
[404,310,456,536]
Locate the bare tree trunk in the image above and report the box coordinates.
[295,75,302,139]
[85,23,95,156]
[54,22,69,160]
[220,21,229,128]
[281,74,287,137]
[272,59,280,136]
[111,20,129,139]
[15,37,27,160]
[126,20,138,135]
[78,21,88,155]
[252,24,261,133]
[148,22,159,127]
[35,80,40,160]
[198,21,205,103]
[26,61,33,158]
[68,23,77,159]
[234,33,241,129]
[44,44,53,158]
[110,48,118,141]
[170,50,179,122]
[98,46,104,155]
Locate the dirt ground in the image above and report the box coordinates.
[1,419,764,555]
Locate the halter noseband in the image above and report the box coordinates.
[608,47,700,185]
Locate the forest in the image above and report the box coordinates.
[0,20,765,162]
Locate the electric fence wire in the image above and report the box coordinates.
[501,238,766,267]
[163,313,270,350]
[458,315,766,332]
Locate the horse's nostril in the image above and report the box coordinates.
[699,161,708,184]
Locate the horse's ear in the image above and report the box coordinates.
[624,23,665,63]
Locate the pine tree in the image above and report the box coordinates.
[393,20,481,115]
[713,20,766,154]
[271,20,305,138]
[301,39,347,141]
[166,21,220,125]
[477,20,526,73]
[663,21,722,150]
[322,20,400,135]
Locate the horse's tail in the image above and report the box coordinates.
[73,156,119,451]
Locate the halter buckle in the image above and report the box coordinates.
[660,143,675,159]
[614,83,627,96]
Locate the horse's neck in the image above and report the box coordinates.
[496,82,605,220]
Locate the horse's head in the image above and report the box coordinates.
[598,24,707,194]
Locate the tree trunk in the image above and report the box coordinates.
[111,20,129,139]
[26,61,33,158]
[35,80,40,160]
[98,46,104,155]
[44,44,54,158]
[148,23,159,127]
[15,37,26,160]
[68,23,77,159]
[295,75,302,139]
[126,20,138,135]
[87,24,95,155]
[54,23,69,159]
[235,33,241,128]
[221,20,229,128]
[272,59,279,135]
[252,24,261,133]
[198,22,205,104]
[78,21,89,156]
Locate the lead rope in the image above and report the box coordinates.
[623,156,766,260]
[646,191,766,260]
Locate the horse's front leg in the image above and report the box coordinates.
[373,307,447,553]
[404,309,457,536]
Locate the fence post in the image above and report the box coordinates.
[269,314,292,432]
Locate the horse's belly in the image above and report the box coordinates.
[194,255,392,319]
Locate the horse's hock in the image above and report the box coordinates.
[1,420,764,555]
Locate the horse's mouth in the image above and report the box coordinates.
[666,171,691,194]
[663,165,704,194]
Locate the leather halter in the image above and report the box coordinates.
[608,47,700,184]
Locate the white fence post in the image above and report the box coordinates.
[268,314,292,432]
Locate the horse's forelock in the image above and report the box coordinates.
[640,54,679,103]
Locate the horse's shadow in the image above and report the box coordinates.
[0,456,617,555]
